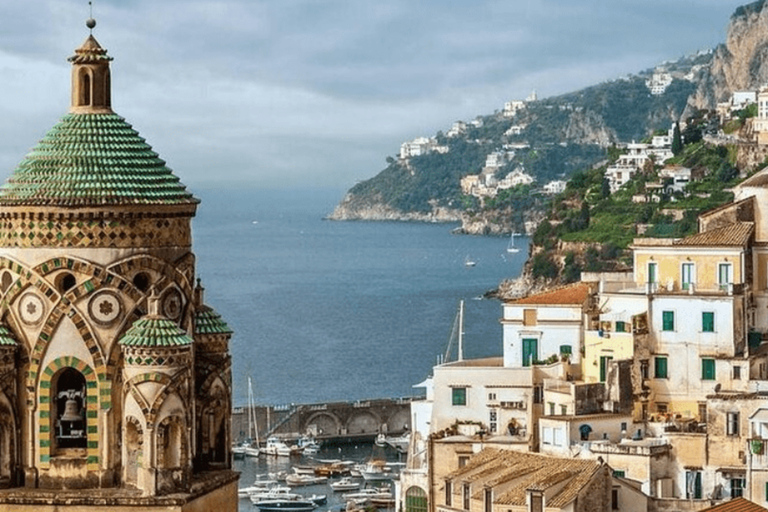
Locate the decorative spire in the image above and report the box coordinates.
[68,5,112,114]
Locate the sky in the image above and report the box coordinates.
[0,0,752,191]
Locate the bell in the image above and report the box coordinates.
[61,398,82,422]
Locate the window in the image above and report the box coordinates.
[681,262,694,290]
[702,358,716,380]
[405,487,428,512]
[734,365,742,380]
[647,262,658,284]
[719,262,733,290]
[612,488,619,510]
[657,403,668,414]
[600,356,613,382]
[655,356,668,379]
[487,393,496,401]
[686,471,702,499]
[702,312,715,333]
[462,483,470,510]
[542,427,553,445]
[53,368,88,451]
[731,478,744,498]
[533,385,543,404]
[662,311,674,331]
[489,410,497,433]
[640,360,649,380]
[615,321,626,333]
[484,488,492,512]
[548,402,555,416]
[553,428,564,447]
[452,388,467,406]
[445,481,452,506]
[522,338,537,367]
[559,344,572,355]
[698,403,707,422]
[560,405,567,415]
[727,412,740,436]
[458,456,469,468]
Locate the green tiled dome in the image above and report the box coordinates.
[194,306,232,335]
[119,316,193,347]
[0,113,198,207]
[0,325,17,346]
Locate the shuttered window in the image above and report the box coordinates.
[702,359,716,380]
[662,311,674,331]
[702,312,715,333]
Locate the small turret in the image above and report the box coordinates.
[68,17,113,114]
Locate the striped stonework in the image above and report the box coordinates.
[38,356,100,471]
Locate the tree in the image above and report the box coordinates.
[671,122,683,155]
[601,178,611,199]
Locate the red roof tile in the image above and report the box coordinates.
[507,282,591,306]
[700,497,768,512]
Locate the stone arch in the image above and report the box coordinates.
[38,356,99,470]
[346,410,382,435]
[123,415,143,488]
[387,408,411,433]
[148,368,189,426]
[156,413,186,469]
[124,372,173,421]
[304,411,342,437]
[109,254,194,302]
[196,377,229,466]
[78,67,93,106]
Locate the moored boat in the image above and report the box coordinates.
[285,473,328,487]
[254,500,317,512]
[330,477,360,491]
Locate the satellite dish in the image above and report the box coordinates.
[714,383,722,392]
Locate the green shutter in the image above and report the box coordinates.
[702,359,715,380]
[522,339,537,367]
[616,321,625,333]
[702,312,714,333]
[452,388,466,406]
[600,356,613,382]
[655,357,668,379]
[559,345,572,355]
[662,311,674,331]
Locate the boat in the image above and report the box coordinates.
[232,440,249,459]
[330,477,361,491]
[360,461,394,482]
[464,256,476,267]
[285,473,328,487]
[307,494,327,505]
[248,487,301,502]
[343,487,393,503]
[253,499,317,512]
[383,433,410,453]
[314,462,351,477]
[506,232,520,253]
[264,436,293,457]
[292,465,318,476]
[297,436,321,455]
[236,377,261,457]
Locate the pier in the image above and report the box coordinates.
[232,397,413,445]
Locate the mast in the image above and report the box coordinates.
[457,300,465,361]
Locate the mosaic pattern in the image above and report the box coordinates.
[0,113,198,207]
[38,356,99,471]
[123,346,192,367]
[0,214,193,249]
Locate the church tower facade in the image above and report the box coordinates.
[0,20,238,511]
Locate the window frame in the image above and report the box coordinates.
[654,356,668,379]
[726,411,740,436]
[662,310,675,332]
[452,387,467,406]
[702,311,715,333]
[701,358,716,381]
[681,262,695,290]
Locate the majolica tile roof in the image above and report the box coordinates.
[119,316,193,347]
[673,222,753,247]
[0,113,198,207]
[0,325,17,346]
[194,306,232,335]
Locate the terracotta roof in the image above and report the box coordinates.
[700,497,768,512]
[673,222,753,247]
[446,449,602,509]
[507,282,591,305]
[736,167,768,188]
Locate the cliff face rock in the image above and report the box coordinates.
[327,193,462,222]
[689,0,768,112]
[564,110,615,145]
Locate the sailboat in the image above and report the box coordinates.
[506,232,520,253]
[236,377,260,457]
[442,300,465,363]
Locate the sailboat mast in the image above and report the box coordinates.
[458,300,464,361]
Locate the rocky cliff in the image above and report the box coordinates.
[688,0,768,112]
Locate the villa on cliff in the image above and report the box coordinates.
[401,168,768,511]
[0,18,237,512]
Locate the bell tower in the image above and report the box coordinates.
[68,18,112,114]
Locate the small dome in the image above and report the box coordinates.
[119,316,193,347]
[194,306,233,335]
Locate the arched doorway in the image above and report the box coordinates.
[405,486,428,512]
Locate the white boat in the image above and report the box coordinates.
[330,477,361,491]
[248,487,301,502]
[506,232,520,253]
[343,487,393,503]
[285,473,328,487]
[464,256,476,267]
[360,461,394,481]
[292,465,317,476]
[253,499,317,512]
[264,436,293,457]
[297,436,321,455]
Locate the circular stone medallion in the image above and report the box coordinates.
[19,292,45,325]
[88,291,122,326]
[162,289,183,320]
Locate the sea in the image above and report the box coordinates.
[192,187,528,408]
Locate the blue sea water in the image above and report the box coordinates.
[192,187,527,407]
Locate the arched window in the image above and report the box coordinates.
[406,486,428,512]
[157,416,184,468]
[54,368,87,450]
[78,69,91,106]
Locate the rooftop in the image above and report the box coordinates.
[507,282,591,306]
[673,222,753,247]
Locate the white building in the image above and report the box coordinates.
[447,121,467,138]
[646,72,673,95]
[503,100,525,117]
[400,137,448,159]
[542,180,567,195]
[659,165,692,194]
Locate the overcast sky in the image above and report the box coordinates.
[0,0,750,191]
